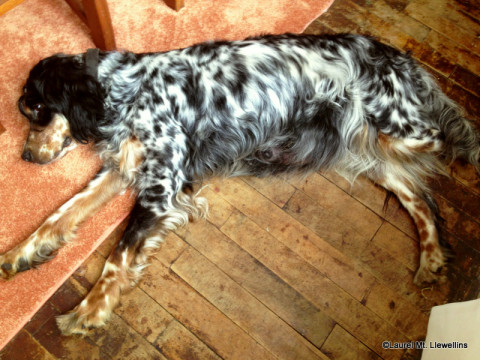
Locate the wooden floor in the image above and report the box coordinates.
[2,0,480,359]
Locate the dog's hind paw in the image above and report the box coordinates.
[414,244,448,286]
[413,266,447,286]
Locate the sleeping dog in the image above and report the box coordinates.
[3,34,479,335]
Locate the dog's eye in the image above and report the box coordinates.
[33,104,44,111]
[63,137,72,148]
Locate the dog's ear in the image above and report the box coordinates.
[61,72,106,143]
[30,55,106,143]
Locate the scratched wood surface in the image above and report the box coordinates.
[2,0,479,359]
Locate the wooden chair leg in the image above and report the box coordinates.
[164,0,184,11]
[81,0,116,50]
[66,0,116,50]
[0,0,27,16]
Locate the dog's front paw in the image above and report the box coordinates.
[56,296,115,336]
[0,257,14,280]
[56,307,107,336]
[0,252,31,280]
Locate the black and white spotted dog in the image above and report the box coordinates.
[3,34,479,335]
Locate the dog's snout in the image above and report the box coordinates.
[21,150,33,162]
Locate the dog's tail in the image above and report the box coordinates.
[438,101,480,173]
[430,84,480,173]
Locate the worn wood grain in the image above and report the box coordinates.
[184,218,335,348]
[321,325,382,360]
[172,247,327,360]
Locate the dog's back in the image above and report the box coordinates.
[145,34,479,181]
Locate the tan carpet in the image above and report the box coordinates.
[0,0,333,349]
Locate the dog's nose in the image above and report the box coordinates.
[22,150,33,162]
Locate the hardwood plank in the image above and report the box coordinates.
[71,251,107,292]
[454,0,480,20]
[24,302,60,336]
[364,282,429,341]
[431,176,480,222]
[184,219,335,348]
[321,171,391,217]
[425,30,480,76]
[39,273,166,360]
[220,211,407,359]
[140,258,277,360]
[359,241,449,306]
[384,0,412,12]
[436,196,480,249]
[316,0,364,33]
[352,0,430,42]
[450,66,480,96]
[446,83,480,123]
[210,177,376,300]
[284,189,373,258]
[114,287,174,344]
[384,199,418,240]
[443,0,480,30]
[202,187,235,228]
[303,19,335,36]
[372,223,418,272]
[333,0,417,50]
[319,172,421,242]
[172,247,327,360]
[86,314,166,360]
[361,242,414,287]
[153,232,189,267]
[155,320,221,360]
[406,0,480,55]
[403,37,457,76]
[0,330,56,360]
[447,233,480,281]
[321,325,382,360]
[242,176,296,208]
[48,279,88,314]
[33,315,102,360]
[291,173,383,239]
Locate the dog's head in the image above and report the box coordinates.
[18,53,105,164]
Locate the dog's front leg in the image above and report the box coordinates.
[56,182,207,335]
[0,167,127,279]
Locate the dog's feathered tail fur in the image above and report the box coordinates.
[435,94,480,172]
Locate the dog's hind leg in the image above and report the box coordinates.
[0,168,127,280]
[56,184,207,335]
[372,131,450,285]
[375,171,446,285]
